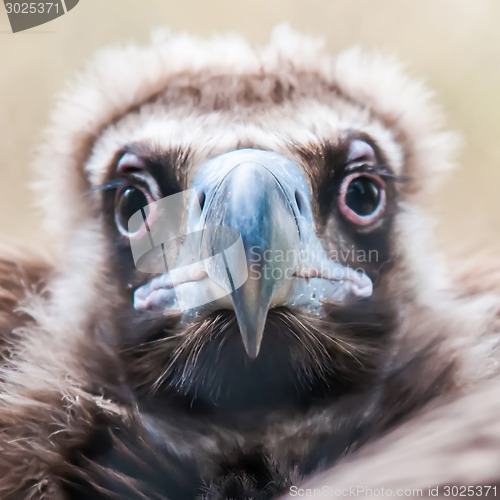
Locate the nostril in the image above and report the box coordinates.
[295,190,305,215]
[198,191,206,212]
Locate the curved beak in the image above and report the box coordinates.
[134,150,372,359]
[200,160,301,358]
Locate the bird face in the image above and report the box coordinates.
[132,148,373,358]
[92,81,401,410]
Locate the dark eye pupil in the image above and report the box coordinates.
[117,187,149,231]
[345,177,380,216]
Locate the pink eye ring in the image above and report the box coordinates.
[338,173,386,226]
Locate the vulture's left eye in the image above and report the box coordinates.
[338,173,386,226]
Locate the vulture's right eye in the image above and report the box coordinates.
[115,186,152,237]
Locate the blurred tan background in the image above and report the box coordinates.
[1,0,499,255]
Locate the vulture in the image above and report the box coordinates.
[1,26,500,500]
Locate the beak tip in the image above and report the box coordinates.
[244,346,261,359]
[240,329,264,359]
[231,287,270,360]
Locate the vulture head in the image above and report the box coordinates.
[10,26,490,499]
[38,28,457,411]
